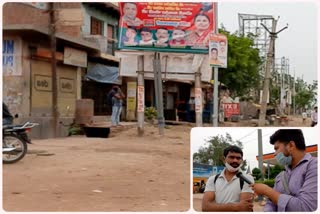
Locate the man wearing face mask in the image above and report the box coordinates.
[202,146,254,211]
[251,129,318,211]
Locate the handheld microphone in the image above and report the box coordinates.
[236,172,253,185]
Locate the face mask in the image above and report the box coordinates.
[225,162,241,172]
[275,152,292,166]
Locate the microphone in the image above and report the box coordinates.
[236,172,253,185]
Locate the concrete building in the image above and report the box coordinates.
[2,2,120,138]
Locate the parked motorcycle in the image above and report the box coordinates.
[2,121,39,164]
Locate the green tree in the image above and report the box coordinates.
[193,133,247,171]
[218,29,262,97]
[269,164,284,179]
[252,167,262,180]
[294,79,318,110]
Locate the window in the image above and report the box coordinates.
[107,24,116,55]
[90,17,103,35]
[107,24,114,40]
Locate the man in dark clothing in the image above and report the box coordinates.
[3,102,13,125]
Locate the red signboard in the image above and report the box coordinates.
[222,103,240,118]
[118,2,216,53]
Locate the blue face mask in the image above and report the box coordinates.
[275,152,292,166]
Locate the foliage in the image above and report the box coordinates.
[252,167,262,180]
[255,179,275,187]
[218,28,262,97]
[193,133,247,171]
[144,107,157,120]
[68,125,84,136]
[269,164,285,179]
[294,79,317,110]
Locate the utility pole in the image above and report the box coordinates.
[293,68,296,115]
[258,18,288,126]
[257,129,264,180]
[49,3,59,137]
[153,53,165,135]
[213,3,219,127]
[137,55,144,136]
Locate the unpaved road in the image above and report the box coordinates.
[3,125,191,212]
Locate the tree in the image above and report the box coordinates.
[294,78,318,111]
[269,164,284,179]
[252,167,262,180]
[218,28,262,97]
[193,133,247,171]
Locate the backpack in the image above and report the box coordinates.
[106,90,115,105]
[214,173,244,190]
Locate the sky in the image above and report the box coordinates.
[191,127,317,170]
[218,0,318,84]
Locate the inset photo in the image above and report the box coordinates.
[191,128,317,212]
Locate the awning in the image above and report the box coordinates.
[85,63,121,84]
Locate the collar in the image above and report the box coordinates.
[221,168,242,181]
[285,153,311,171]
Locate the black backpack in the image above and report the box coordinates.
[106,90,115,105]
[214,173,244,190]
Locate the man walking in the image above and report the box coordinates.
[202,145,254,211]
[251,129,317,211]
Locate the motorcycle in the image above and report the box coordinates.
[2,121,39,164]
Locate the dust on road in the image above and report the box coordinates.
[3,125,191,212]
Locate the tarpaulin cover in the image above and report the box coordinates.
[85,64,120,84]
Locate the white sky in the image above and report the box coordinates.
[191,127,317,169]
[218,0,318,84]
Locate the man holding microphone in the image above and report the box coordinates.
[250,129,317,212]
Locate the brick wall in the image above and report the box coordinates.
[3,3,49,27]
[3,3,83,38]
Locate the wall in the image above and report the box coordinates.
[55,3,83,37]
[3,3,49,26]
[2,35,27,118]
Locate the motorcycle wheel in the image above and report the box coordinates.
[2,133,28,164]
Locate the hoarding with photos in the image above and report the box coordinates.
[118,2,216,54]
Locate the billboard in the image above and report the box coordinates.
[193,162,224,178]
[209,34,228,68]
[118,2,216,54]
[222,103,240,118]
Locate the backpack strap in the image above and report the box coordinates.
[214,173,244,190]
[213,173,220,184]
[280,171,291,195]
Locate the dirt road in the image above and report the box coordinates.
[3,125,190,212]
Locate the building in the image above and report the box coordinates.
[2,2,120,138]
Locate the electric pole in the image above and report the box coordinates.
[258,18,288,126]
[257,129,264,180]
[49,3,59,137]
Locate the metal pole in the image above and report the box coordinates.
[195,71,202,127]
[137,55,144,136]
[49,3,59,137]
[213,3,219,127]
[257,129,264,180]
[153,53,165,135]
[293,68,296,115]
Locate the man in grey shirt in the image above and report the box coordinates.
[202,146,254,211]
[251,129,318,211]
